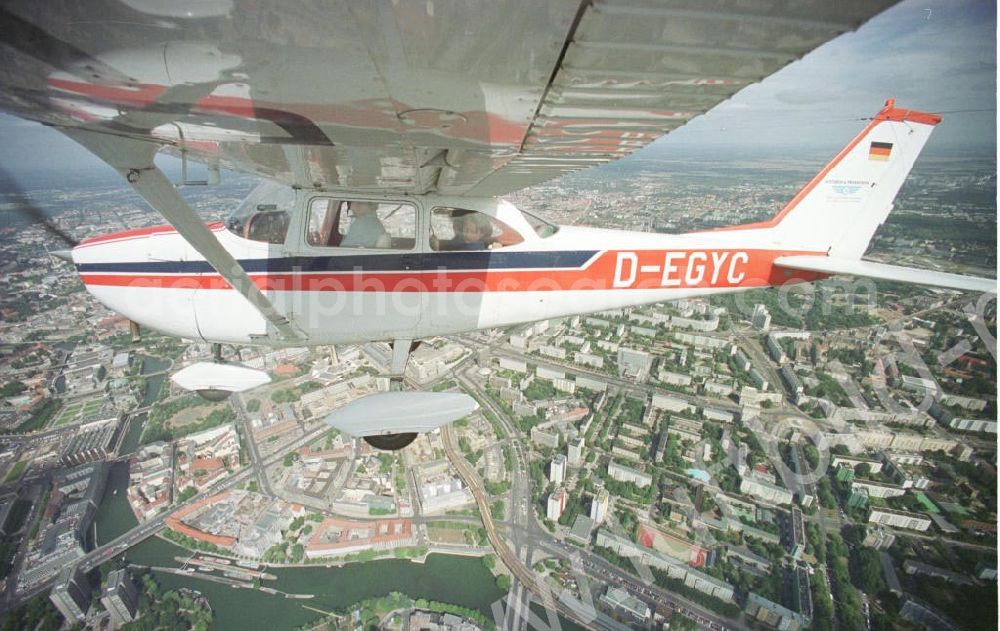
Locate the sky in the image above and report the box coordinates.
[0,0,995,181]
[655,0,997,155]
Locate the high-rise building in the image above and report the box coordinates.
[590,489,610,524]
[567,437,584,466]
[752,304,771,332]
[765,334,785,363]
[49,566,91,623]
[550,454,566,485]
[617,347,652,379]
[547,488,567,521]
[608,460,653,488]
[862,526,896,550]
[102,568,139,629]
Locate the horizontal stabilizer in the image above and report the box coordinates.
[324,392,479,437]
[774,256,997,293]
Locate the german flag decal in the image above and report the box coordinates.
[869,141,893,161]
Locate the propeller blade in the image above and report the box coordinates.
[0,165,79,247]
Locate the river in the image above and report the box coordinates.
[113,537,506,630]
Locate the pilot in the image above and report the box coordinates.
[432,213,497,251]
[341,201,388,248]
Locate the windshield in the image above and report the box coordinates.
[225,182,295,244]
[521,209,559,238]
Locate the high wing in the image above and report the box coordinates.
[0,0,897,197]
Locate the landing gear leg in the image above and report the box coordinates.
[387,338,420,391]
[362,339,420,451]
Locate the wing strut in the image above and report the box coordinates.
[62,128,305,342]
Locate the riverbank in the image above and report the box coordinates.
[110,536,506,631]
[92,354,171,546]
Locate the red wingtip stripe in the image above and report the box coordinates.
[875,99,943,126]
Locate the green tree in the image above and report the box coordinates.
[0,381,27,397]
[850,547,886,594]
[176,487,197,503]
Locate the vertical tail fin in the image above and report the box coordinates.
[768,99,941,258]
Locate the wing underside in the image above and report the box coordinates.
[775,256,998,294]
[0,0,895,196]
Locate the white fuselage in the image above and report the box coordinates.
[71,195,823,345]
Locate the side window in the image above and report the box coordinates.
[429,208,524,251]
[306,198,344,247]
[306,199,416,250]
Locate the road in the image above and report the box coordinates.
[231,395,273,496]
[457,366,541,631]
[441,423,597,630]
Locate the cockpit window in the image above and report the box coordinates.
[429,207,524,251]
[306,198,416,250]
[522,209,559,238]
[226,182,294,244]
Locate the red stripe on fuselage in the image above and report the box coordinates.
[77,222,225,249]
[79,249,828,292]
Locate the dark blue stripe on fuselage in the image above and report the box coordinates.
[76,250,599,274]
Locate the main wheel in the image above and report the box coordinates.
[363,433,418,451]
[196,389,232,402]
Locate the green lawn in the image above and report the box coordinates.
[913,492,940,514]
[3,460,27,483]
[81,399,103,415]
[50,397,105,428]
[51,402,83,426]
[941,502,970,516]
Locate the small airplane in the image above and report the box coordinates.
[0,1,994,450]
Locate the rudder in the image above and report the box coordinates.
[768,99,941,258]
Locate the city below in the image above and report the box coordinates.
[0,152,995,631]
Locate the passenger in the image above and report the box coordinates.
[340,202,388,248]
[433,213,497,251]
